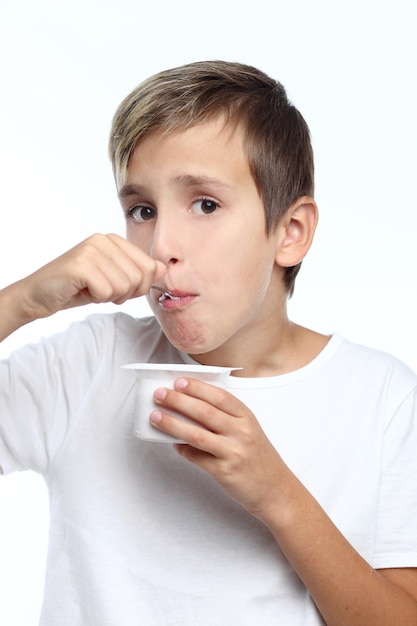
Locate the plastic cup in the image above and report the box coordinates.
[123,363,237,443]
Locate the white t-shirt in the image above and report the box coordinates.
[1,313,416,626]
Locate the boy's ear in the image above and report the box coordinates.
[274,197,318,267]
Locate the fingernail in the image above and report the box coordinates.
[175,377,188,390]
[154,388,167,401]
[150,411,162,424]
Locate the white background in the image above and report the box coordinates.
[0,0,416,623]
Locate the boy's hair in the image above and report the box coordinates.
[109,60,314,295]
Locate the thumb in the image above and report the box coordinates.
[154,260,167,283]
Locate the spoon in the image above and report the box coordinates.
[151,285,181,301]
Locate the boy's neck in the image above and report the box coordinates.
[191,318,330,378]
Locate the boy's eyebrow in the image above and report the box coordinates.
[118,175,232,199]
[118,184,145,199]
[171,174,232,190]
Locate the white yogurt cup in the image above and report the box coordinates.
[123,363,237,443]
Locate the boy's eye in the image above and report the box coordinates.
[191,198,220,215]
[128,206,156,222]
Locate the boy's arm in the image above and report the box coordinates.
[258,470,417,625]
[0,279,33,342]
[150,378,417,626]
[0,233,166,342]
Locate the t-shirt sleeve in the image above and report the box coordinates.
[373,384,417,568]
[0,316,107,476]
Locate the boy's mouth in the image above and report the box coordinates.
[157,291,181,304]
[151,286,196,308]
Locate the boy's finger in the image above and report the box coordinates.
[152,382,246,438]
[173,377,246,418]
[150,407,221,455]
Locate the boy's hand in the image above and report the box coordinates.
[16,234,166,321]
[151,377,287,519]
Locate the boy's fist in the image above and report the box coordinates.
[20,233,166,319]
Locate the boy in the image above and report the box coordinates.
[1,60,416,625]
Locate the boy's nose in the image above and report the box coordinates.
[149,217,181,266]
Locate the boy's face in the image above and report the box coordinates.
[119,117,285,362]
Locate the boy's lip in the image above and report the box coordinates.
[158,294,196,309]
[152,285,187,298]
[151,285,198,307]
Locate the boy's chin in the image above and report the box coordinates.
[159,323,225,358]
[158,320,210,355]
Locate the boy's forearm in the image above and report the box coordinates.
[0,280,36,342]
[259,472,417,625]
